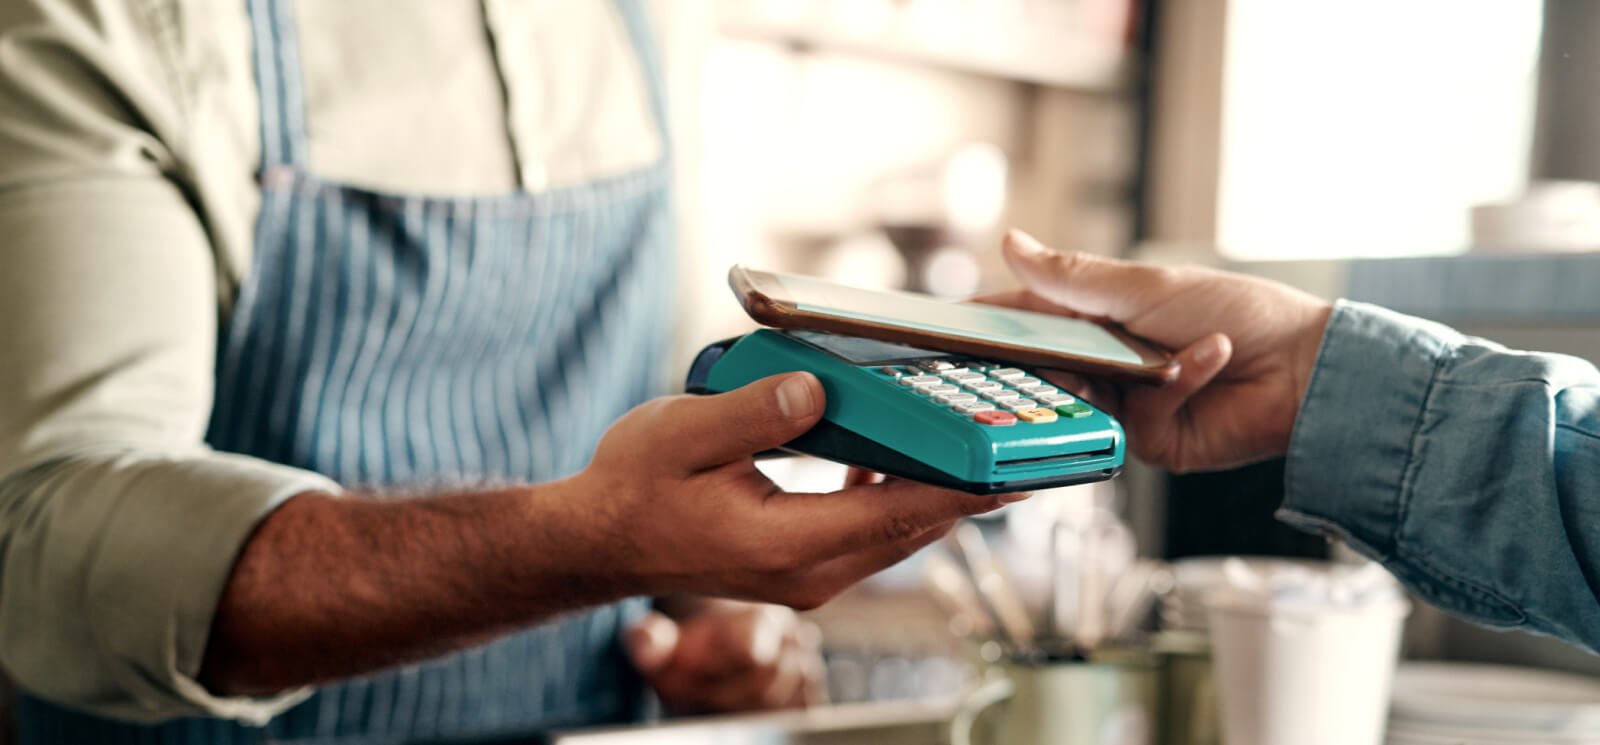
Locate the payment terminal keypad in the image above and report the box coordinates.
[873,359,1093,427]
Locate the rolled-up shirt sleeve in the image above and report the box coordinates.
[1281,300,1600,653]
[0,182,340,724]
[0,0,338,726]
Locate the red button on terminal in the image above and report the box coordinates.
[974,410,1017,426]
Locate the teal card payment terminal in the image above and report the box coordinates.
[686,329,1124,494]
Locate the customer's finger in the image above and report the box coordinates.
[1000,229,1171,323]
[1124,333,1232,425]
[971,288,1096,320]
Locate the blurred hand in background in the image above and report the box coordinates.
[625,600,826,714]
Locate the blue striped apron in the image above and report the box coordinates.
[16,0,674,742]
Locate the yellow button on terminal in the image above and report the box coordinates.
[1016,408,1058,423]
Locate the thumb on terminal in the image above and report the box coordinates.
[677,371,824,469]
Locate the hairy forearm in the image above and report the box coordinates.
[198,477,638,695]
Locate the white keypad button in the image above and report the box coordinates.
[1019,384,1057,397]
[899,375,941,387]
[953,401,996,414]
[941,369,983,381]
[963,379,1003,392]
[999,398,1038,412]
[988,368,1025,380]
[982,389,1022,401]
[918,360,956,372]
[936,391,978,405]
[922,384,959,396]
[1037,393,1077,406]
[1011,376,1041,387]
[879,366,905,377]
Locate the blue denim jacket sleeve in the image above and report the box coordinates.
[1279,300,1600,652]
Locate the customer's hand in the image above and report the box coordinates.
[985,230,1333,473]
[578,372,1025,609]
[625,600,826,713]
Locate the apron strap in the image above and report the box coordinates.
[609,0,673,162]
[247,0,311,172]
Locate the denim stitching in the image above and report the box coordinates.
[1396,544,1528,625]
[1392,330,1453,555]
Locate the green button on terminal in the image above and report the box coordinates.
[1055,403,1093,418]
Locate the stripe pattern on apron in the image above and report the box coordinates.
[15,0,675,742]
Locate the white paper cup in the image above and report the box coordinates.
[1204,589,1410,745]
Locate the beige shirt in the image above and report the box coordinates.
[0,0,672,725]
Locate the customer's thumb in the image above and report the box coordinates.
[1001,229,1151,322]
[624,611,681,676]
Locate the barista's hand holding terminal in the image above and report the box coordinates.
[198,373,1014,695]
[995,229,1600,654]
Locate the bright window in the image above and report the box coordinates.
[1216,0,1543,259]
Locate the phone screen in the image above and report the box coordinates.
[767,272,1145,365]
[785,330,953,365]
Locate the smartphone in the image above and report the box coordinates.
[729,265,1179,385]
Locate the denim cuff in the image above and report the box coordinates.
[1277,300,1459,561]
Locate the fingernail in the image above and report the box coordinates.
[1007,229,1051,259]
[1194,335,1227,366]
[633,614,676,650]
[749,613,783,665]
[625,614,679,672]
[776,373,818,419]
[1000,490,1033,503]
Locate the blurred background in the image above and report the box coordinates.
[654,0,1600,718]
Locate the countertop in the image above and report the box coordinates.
[549,697,959,745]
